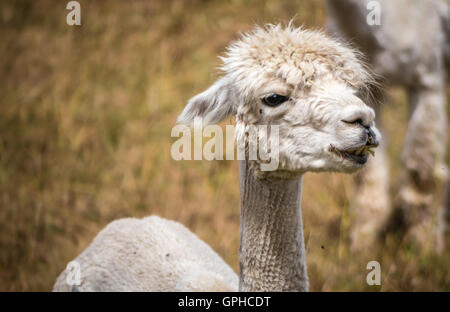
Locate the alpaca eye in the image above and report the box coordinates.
[262,94,289,107]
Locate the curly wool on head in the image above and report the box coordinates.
[222,23,373,91]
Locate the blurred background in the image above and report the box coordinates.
[0,0,449,291]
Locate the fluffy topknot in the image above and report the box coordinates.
[220,23,375,94]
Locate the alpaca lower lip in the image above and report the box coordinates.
[329,145,369,164]
[342,151,368,164]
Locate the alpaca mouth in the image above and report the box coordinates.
[329,144,375,165]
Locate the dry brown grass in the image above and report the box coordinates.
[0,0,448,291]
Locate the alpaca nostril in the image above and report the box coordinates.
[342,118,363,125]
[365,127,378,147]
[342,118,372,129]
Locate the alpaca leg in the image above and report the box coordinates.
[392,85,448,249]
[350,99,391,251]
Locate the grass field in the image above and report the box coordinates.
[0,0,449,291]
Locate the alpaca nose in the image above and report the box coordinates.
[341,105,375,128]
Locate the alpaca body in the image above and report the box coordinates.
[53,216,238,291]
[327,0,448,86]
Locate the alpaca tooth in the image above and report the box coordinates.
[368,148,375,156]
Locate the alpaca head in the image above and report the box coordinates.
[178,24,380,176]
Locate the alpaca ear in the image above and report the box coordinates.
[177,77,237,125]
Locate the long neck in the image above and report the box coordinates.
[238,160,308,291]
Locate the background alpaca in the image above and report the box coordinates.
[326,0,449,251]
[54,24,379,291]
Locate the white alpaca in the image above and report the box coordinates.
[53,216,238,291]
[326,0,449,250]
[54,24,380,291]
